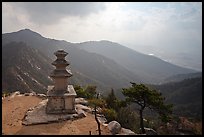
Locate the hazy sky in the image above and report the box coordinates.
[2,2,202,71]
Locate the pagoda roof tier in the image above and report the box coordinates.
[54,50,68,57]
[50,69,72,77]
[52,59,69,66]
[47,85,77,96]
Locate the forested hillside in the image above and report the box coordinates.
[150,77,202,119]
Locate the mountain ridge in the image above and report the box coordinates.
[2,29,198,93]
[77,40,197,83]
[2,31,142,93]
[2,42,53,93]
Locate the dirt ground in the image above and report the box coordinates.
[2,95,111,135]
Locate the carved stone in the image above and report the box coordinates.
[46,50,77,114]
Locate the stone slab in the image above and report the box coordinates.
[22,99,81,126]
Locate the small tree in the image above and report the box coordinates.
[105,88,127,111]
[105,89,117,109]
[74,85,97,99]
[84,85,97,99]
[95,93,101,135]
[74,85,86,98]
[122,82,173,134]
[102,108,117,122]
[117,107,140,133]
[88,91,106,135]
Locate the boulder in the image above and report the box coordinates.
[144,127,157,135]
[96,114,107,124]
[15,91,21,95]
[37,93,47,99]
[72,114,79,118]
[24,93,30,96]
[75,98,88,105]
[76,109,87,118]
[27,107,34,111]
[108,121,121,135]
[29,92,37,96]
[120,128,136,135]
[10,91,21,98]
[98,116,107,124]
[75,104,91,113]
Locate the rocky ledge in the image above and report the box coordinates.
[22,99,91,125]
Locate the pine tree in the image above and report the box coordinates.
[106,88,117,109]
[122,82,173,134]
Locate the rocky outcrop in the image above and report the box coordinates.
[120,128,136,135]
[74,103,93,118]
[24,93,30,96]
[21,96,97,125]
[76,109,87,118]
[75,104,91,113]
[37,93,46,99]
[9,91,37,97]
[20,92,37,97]
[29,92,37,96]
[10,91,21,98]
[108,121,121,135]
[75,98,88,105]
[97,114,107,124]
[106,121,136,135]
[22,99,81,125]
[178,117,195,131]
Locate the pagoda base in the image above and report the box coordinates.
[46,85,77,114]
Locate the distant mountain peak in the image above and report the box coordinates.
[17,28,42,37]
[81,40,117,45]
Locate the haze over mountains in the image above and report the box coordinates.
[2,29,200,94]
[77,41,199,83]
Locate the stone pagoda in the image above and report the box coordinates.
[46,49,77,114]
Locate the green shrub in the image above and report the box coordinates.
[88,98,106,108]
[74,85,97,99]
[102,108,117,122]
[2,91,10,97]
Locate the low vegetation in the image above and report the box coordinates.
[73,83,195,135]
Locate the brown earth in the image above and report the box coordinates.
[2,95,111,135]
